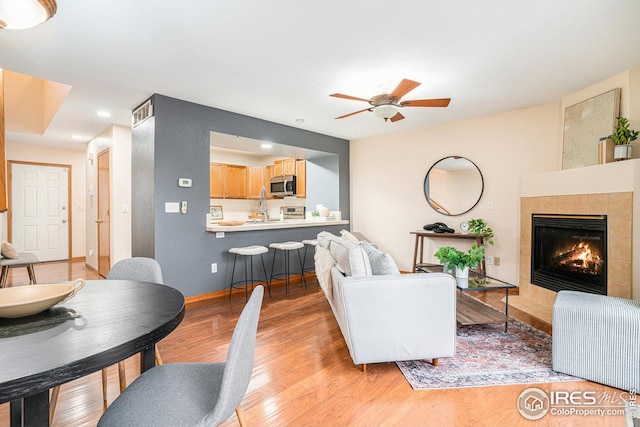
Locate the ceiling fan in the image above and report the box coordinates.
[330,78,450,122]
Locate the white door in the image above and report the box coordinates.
[11,163,70,261]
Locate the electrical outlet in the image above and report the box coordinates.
[211,263,217,273]
[494,257,501,266]
[216,232,224,238]
[486,256,494,265]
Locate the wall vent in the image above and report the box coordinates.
[132,99,153,127]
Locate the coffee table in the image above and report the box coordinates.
[456,277,516,332]
[416,264,515,332]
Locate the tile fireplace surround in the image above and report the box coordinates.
[513,160,640,323]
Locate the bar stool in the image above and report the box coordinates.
[269,241,306,293]
[301,239,319,275]
[229,245,271,301]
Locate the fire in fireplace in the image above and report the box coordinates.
[531,214,607,295]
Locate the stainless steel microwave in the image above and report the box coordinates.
[270,175,296,197]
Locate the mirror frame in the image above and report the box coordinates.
[423,156,484,216]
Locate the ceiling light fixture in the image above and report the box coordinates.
[373,104,399,121]
[0,0,57,30]
[261,143,272,149]
[96,110,111,118]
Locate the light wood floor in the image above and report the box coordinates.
[0,260,626,427]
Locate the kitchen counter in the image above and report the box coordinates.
[206,218,349,232]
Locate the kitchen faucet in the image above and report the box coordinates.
[258,186,268,221]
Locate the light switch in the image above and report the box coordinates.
[165,202,180,213]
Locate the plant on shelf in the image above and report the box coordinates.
[468,218,494,245]
[612,116,639,145]
[433,246,460,273]
[612,116,639,160]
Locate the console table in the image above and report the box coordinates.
[410,230,486,274]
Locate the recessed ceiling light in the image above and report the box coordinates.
[295,118,305,124]
[261,143,273,149]
[72,135,85,140]
[97,110,111,118]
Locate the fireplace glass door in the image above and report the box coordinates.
[531,214,607,295]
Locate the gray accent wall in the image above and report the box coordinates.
[132,94,350,297]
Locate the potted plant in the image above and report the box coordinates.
[454,244,485,287]
[468,218,494,245]
[612,116,639,160]
[433,246,460,274]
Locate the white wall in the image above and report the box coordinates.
[5,142,87,258]
[350,103,560,283]
[85,125,132,270]
[350,67,640,285]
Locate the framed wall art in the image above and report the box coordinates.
[210,205,223,220]
[562,88,620,169]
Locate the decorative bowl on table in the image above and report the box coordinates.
[0,279,85,318]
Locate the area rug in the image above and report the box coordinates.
[396,318,582,390]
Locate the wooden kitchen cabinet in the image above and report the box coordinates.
[273,158,296,176]
[274,160,283,176]
[296,160,306,198]
[265,165,274,199]
[248,166,265,199]
[225,164,248,199]
[283,158,296,175]
[210,163,225,198]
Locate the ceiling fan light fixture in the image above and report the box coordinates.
[0,0,56,30]
[373,104,399,121]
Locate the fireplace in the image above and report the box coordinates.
[531,214,607,295]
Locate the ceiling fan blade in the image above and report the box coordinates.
[335,107,372,119]
[400,98,451,107]
[330,93,371,103]
[389,112,405,122]
[389,79,421,100]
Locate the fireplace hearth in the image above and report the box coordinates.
[531,214,607,295]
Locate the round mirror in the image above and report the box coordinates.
[424,156,484,216]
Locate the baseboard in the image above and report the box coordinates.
[185,272,316,308]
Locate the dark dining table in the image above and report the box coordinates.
[0,280,185,427]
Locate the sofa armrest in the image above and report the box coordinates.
[336,272,457,364]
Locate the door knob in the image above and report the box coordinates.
[95,219,104,224]
[62,219,67,223]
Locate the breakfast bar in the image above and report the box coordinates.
[203,219,350,295]
[207,218,349,233]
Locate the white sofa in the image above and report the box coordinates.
[315,231,457,370]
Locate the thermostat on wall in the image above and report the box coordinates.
[178,178,192,188]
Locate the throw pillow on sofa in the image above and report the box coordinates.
[340,229,360,244]
[1,242,19,259]
[317,231,372,276]
[361,241,400,275]
[314,246,335,299]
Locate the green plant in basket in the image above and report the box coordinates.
[468,218,494,245]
